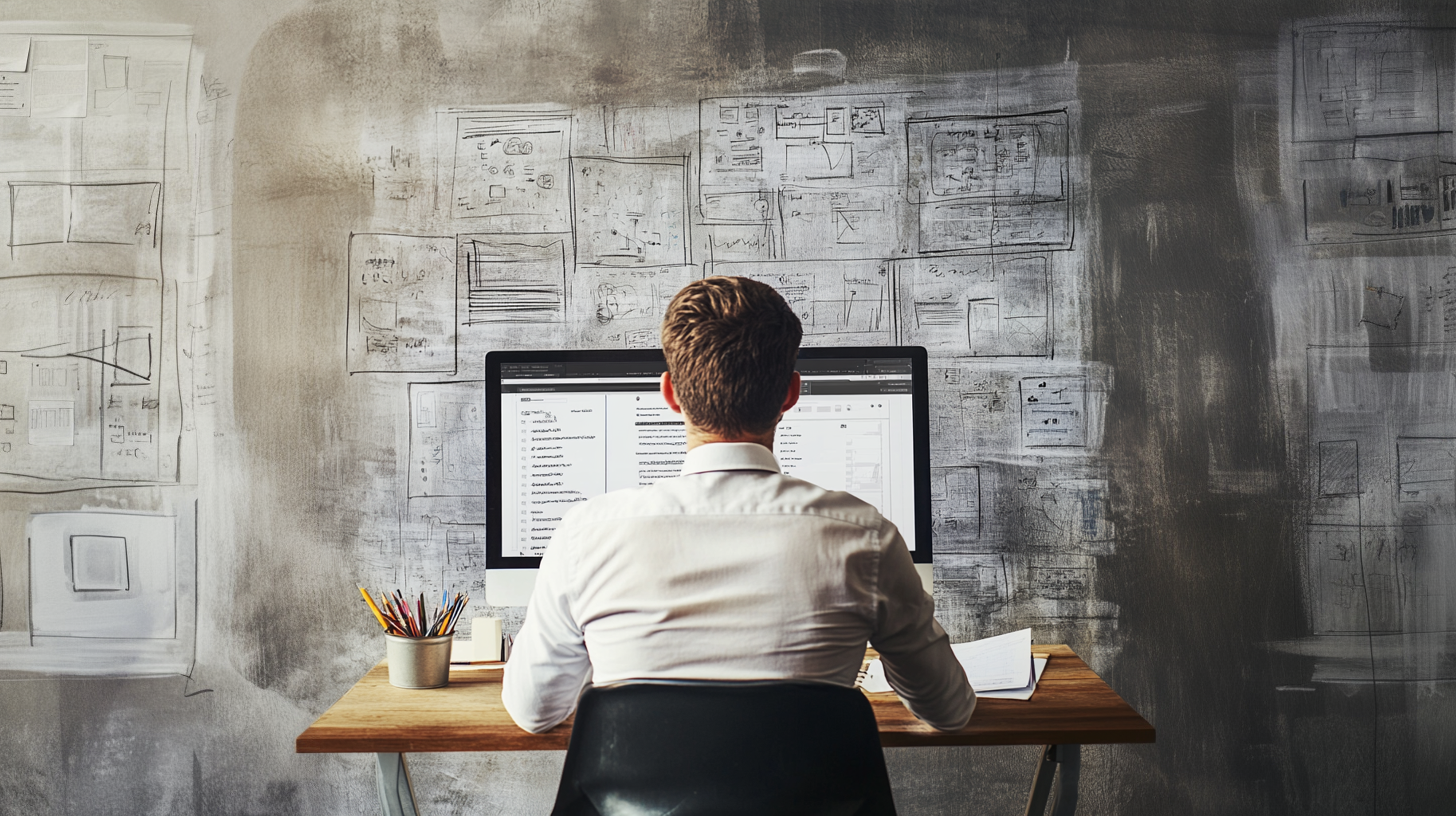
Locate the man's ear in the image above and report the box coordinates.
[780,371,801,413]
[661,371,684,414]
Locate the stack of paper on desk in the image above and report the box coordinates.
[860,628,1045,700]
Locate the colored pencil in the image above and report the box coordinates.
[359,585,465,639]
[359,587,391,631]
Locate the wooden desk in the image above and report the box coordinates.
[297,645,1153,816]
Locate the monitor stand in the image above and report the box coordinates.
[486,568,539,607]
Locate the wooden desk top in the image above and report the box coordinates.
[297,644,1154,753]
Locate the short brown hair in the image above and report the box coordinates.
[661,277,803,438]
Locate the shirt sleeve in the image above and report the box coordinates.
[501,518,594,733]
[869,522,976,731]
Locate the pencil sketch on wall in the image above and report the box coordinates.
[1265,19,1456,690]
[0,28,205,678]
[335,63,1113,646]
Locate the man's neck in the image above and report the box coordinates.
[684,425,775,452]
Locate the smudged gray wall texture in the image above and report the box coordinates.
[0,1,1453,815]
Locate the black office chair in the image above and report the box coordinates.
[550,682,898,816]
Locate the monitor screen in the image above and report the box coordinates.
[485,347,932,569]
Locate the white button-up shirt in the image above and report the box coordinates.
[502,442,975,733]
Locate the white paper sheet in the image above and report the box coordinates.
[860,628,1038,695]
[0,35,30,71]
[859,656,892,692]
[950,627,1034,691]
[0,71,29,116]
[31,37,87,118]
[976,657,1048,701]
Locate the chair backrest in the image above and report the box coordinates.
[550,682,897,816]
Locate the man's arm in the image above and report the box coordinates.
[869,522,975,731]
[501,525,593,733]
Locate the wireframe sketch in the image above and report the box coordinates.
[931,464,982,543]
[0,32,191,492]
[29,511,175,639]
[927,363,1105,458]
[907,110,1072,253]
[8,181,160,250]
[1299,149,1456,243]
[457,234,569,326]
[447,111,572,232]
[896,254,1052,356]
[1291,23,1447,144]
[1030,555,1095,601]
[1004,468,1116,555]
[408,381,486,498]
[1289,24,1456,243]
[698,93,907,261]
[775,186,906,260]
[569,264,698,348]
[705,258,891,345]
[346,233,457,374]
[8,507,196,676]
[4,180,165,280]
[933,553,1010,636]
[1305,343,1454,640]
[1020,374,1087,448]
[0,275,174,487]
[571,156,688,267]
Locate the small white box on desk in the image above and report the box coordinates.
[449,616,503,664]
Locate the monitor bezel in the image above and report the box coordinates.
[485,346,933,569]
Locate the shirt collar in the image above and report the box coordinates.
[680,442,782,476]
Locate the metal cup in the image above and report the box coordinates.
[385,633,453,689]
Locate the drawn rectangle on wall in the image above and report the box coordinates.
[1319,439,1360,496]
[346,233,457,374]
[1307,344,1456,530]
[609,105,682,156]
[9,182,65,244]
[930,464,981,540]
[698,93,905,240]
[700,189,775,225]
[408,381,485,498]
[29,511,175,639]
[570,265,698,349]
[934,553,1009,615]
[29,37,87,119]
[896,254,1051,356]
[70,535,129,591]
[8,181,160,248]
[1300,155,1454,243]
[450,113,571,231]
[110,328,153,385]
[0,274,172,487]
[776,187,903,260]
[570,156,688,268]
[459,234,568,325]
[1019,375,1086,448]
[1031,565,1091,599]
[1291,23,1446,143]
[706,258,891,344]
[1309,525,1402,634]
[68,183,159,245]
[1396,437,1455,503]
[28,399,74,446]
[906,110,1071,253]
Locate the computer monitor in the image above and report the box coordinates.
[484,346,933,605]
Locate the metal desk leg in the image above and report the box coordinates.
[376,752,421,816]
[1024,744,1081,816]
[1050,744,1080,816]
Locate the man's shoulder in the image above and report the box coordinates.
[563,472,891,533]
